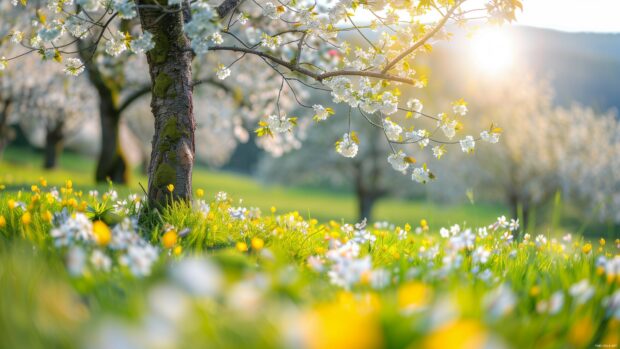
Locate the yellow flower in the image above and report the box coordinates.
[167,184,175,193]
[424,320,487,349]
[420,219,429,231]
[162,230,178,249]
[39,177,47,187]
[67,198,78,208]
[530,285,540,297]
[66,180,73,189]
[582,243,592,254]
[173,245,183,256]
[298,296,382,349]
[78,201,88,212]
[270,206,276,214]
[31,185,39,193]
[600,238,606,246]
[42,210,53,223]
[569,317,594,347]
[251,237,265,250]
[398,281,431,313]
[236,241,248,252]
[92,220,111,246]
[0,215,6,228]
[8,199,16,210]
[21,212,32,226]
[196,188,204,198]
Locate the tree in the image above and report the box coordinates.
[257,106,426,221]
[433,75,620,228]
[17,73,95,168]
[1,0,521,207]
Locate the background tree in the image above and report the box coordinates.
[17,73,95,169]
[257,107,427,221]
[433,75,620,229]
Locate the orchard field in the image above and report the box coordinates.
[1,150,619,349]
[1,0,620,348]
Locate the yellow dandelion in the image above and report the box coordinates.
[299,296,382,349]
[236,241,248,252]
[600,238,606,246]
[0,215,6,228]
[167,184,175,193]
[420,219,429,231]
[270,206,276,214]
[251,237,264,250]
[67,198,78,208]
[424,320,487,349]
[39,177,47,187]
[162,230,178,249]
[398,281,431,313]
[21,212,32,226]
[569,316,594,347]
[196,188,204,198]
[8,199,17,210]
[173,245,183,256]
[42,210,53,223]
[582,243,592,254]
[31,184,39,193]
[92,220,111,246]
[66,180,73,189]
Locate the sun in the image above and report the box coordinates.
[468,27,516,76]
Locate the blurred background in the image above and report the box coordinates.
[1,1,619,237]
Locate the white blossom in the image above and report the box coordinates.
[387,151,409,173]
[335,133,358,158]
[383,118,402,141]
[130,31,155,54]
[460,135,476,153]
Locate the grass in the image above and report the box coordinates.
[0,147,505,227]
[0,178,617,349]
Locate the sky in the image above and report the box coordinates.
[516,0,620,33]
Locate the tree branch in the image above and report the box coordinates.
[381,2,460,74]
[118,77,251,114]
[209,46,415,84]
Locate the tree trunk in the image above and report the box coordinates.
[0,99,13,160]
[357,190,378,222]
[95,104,128,183]
[43,123,64,169]
[138,2,196,206]
[508,191,528,234]
[77,32,129,185]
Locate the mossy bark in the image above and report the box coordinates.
[138,1,195,206]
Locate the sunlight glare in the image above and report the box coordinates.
[468,28,515,77]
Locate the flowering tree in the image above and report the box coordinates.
[433,75,620,228]
[17,72,96,168]
[1,0,521,206]
[257,110,426,221]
